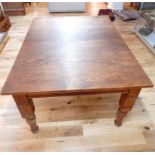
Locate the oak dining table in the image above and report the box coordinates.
[1,17,153,133]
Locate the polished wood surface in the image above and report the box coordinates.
[1,17,153,95]
[2,2,26,16]
[0,3,155,151]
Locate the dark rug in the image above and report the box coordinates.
[98,9,115,22]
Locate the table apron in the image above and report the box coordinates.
[26,88,136,98]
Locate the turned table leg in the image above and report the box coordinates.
[13,95,39,133]
[115,88,141,126]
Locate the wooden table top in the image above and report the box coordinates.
[1,17,153,95]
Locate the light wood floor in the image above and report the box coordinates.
[0,3,155,152]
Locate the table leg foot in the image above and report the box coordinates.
[13,95,39,133]
[114,108,127,126]
[115,88,141,126]
[26,116,39,133]
[114,119,122,126]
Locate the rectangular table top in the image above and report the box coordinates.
[1,17,153,95]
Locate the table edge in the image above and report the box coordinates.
[1,84,153,96]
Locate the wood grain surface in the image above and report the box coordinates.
[1,17,153,95]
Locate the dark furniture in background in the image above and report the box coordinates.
[0,5,11,32]
[2,2,26,16]
[131,2,155,10]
